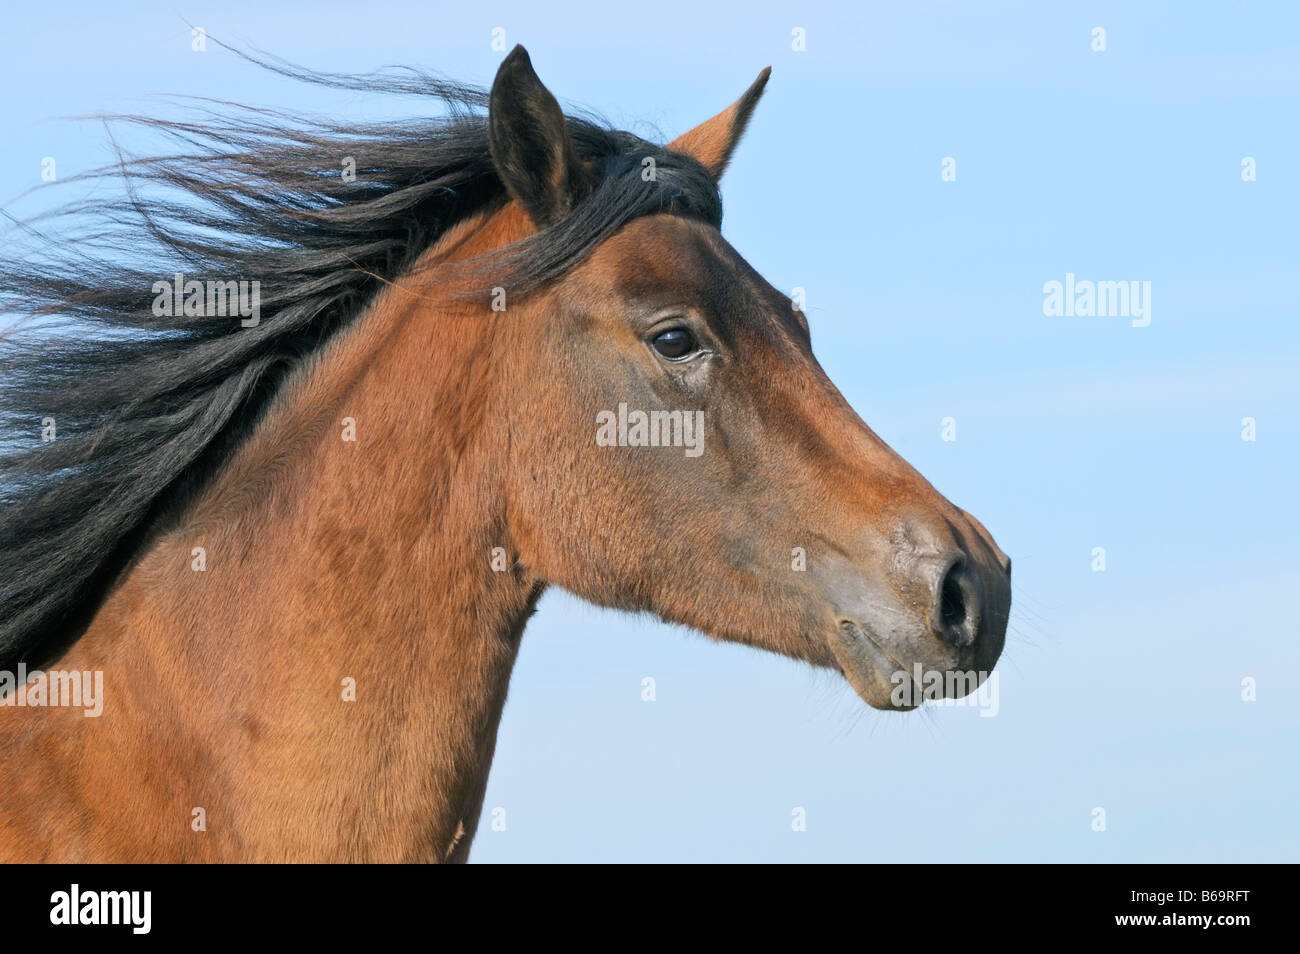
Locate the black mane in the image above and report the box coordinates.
[0,51,721,672]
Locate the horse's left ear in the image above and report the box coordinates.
[488,46,587,226]
[667,67,771,181]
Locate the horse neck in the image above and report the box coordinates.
[73,204,545,861]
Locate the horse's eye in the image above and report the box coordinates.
[650,327,696,360]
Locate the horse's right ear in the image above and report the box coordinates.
[667,67,771,181]
[488,46,586,227]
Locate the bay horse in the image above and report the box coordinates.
[0,47,1010,862]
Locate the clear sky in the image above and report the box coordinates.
[3,1,1296,862]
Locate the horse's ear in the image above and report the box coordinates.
[667,67,771,180]
[488,46,586,227]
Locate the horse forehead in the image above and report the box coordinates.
[575,217,797,350]
[587,216,743,300]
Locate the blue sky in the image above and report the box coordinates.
[3,1,1296,862]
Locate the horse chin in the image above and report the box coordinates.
[829,620,921,712]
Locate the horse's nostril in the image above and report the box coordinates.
[940,571,966,629]
[933,556,978,648]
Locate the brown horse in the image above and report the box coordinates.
[0,47,1009,862]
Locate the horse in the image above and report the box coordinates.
[0,46,1010,862]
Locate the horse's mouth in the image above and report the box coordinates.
[830,619,921,711]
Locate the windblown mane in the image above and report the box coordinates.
[0,51,722,672]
